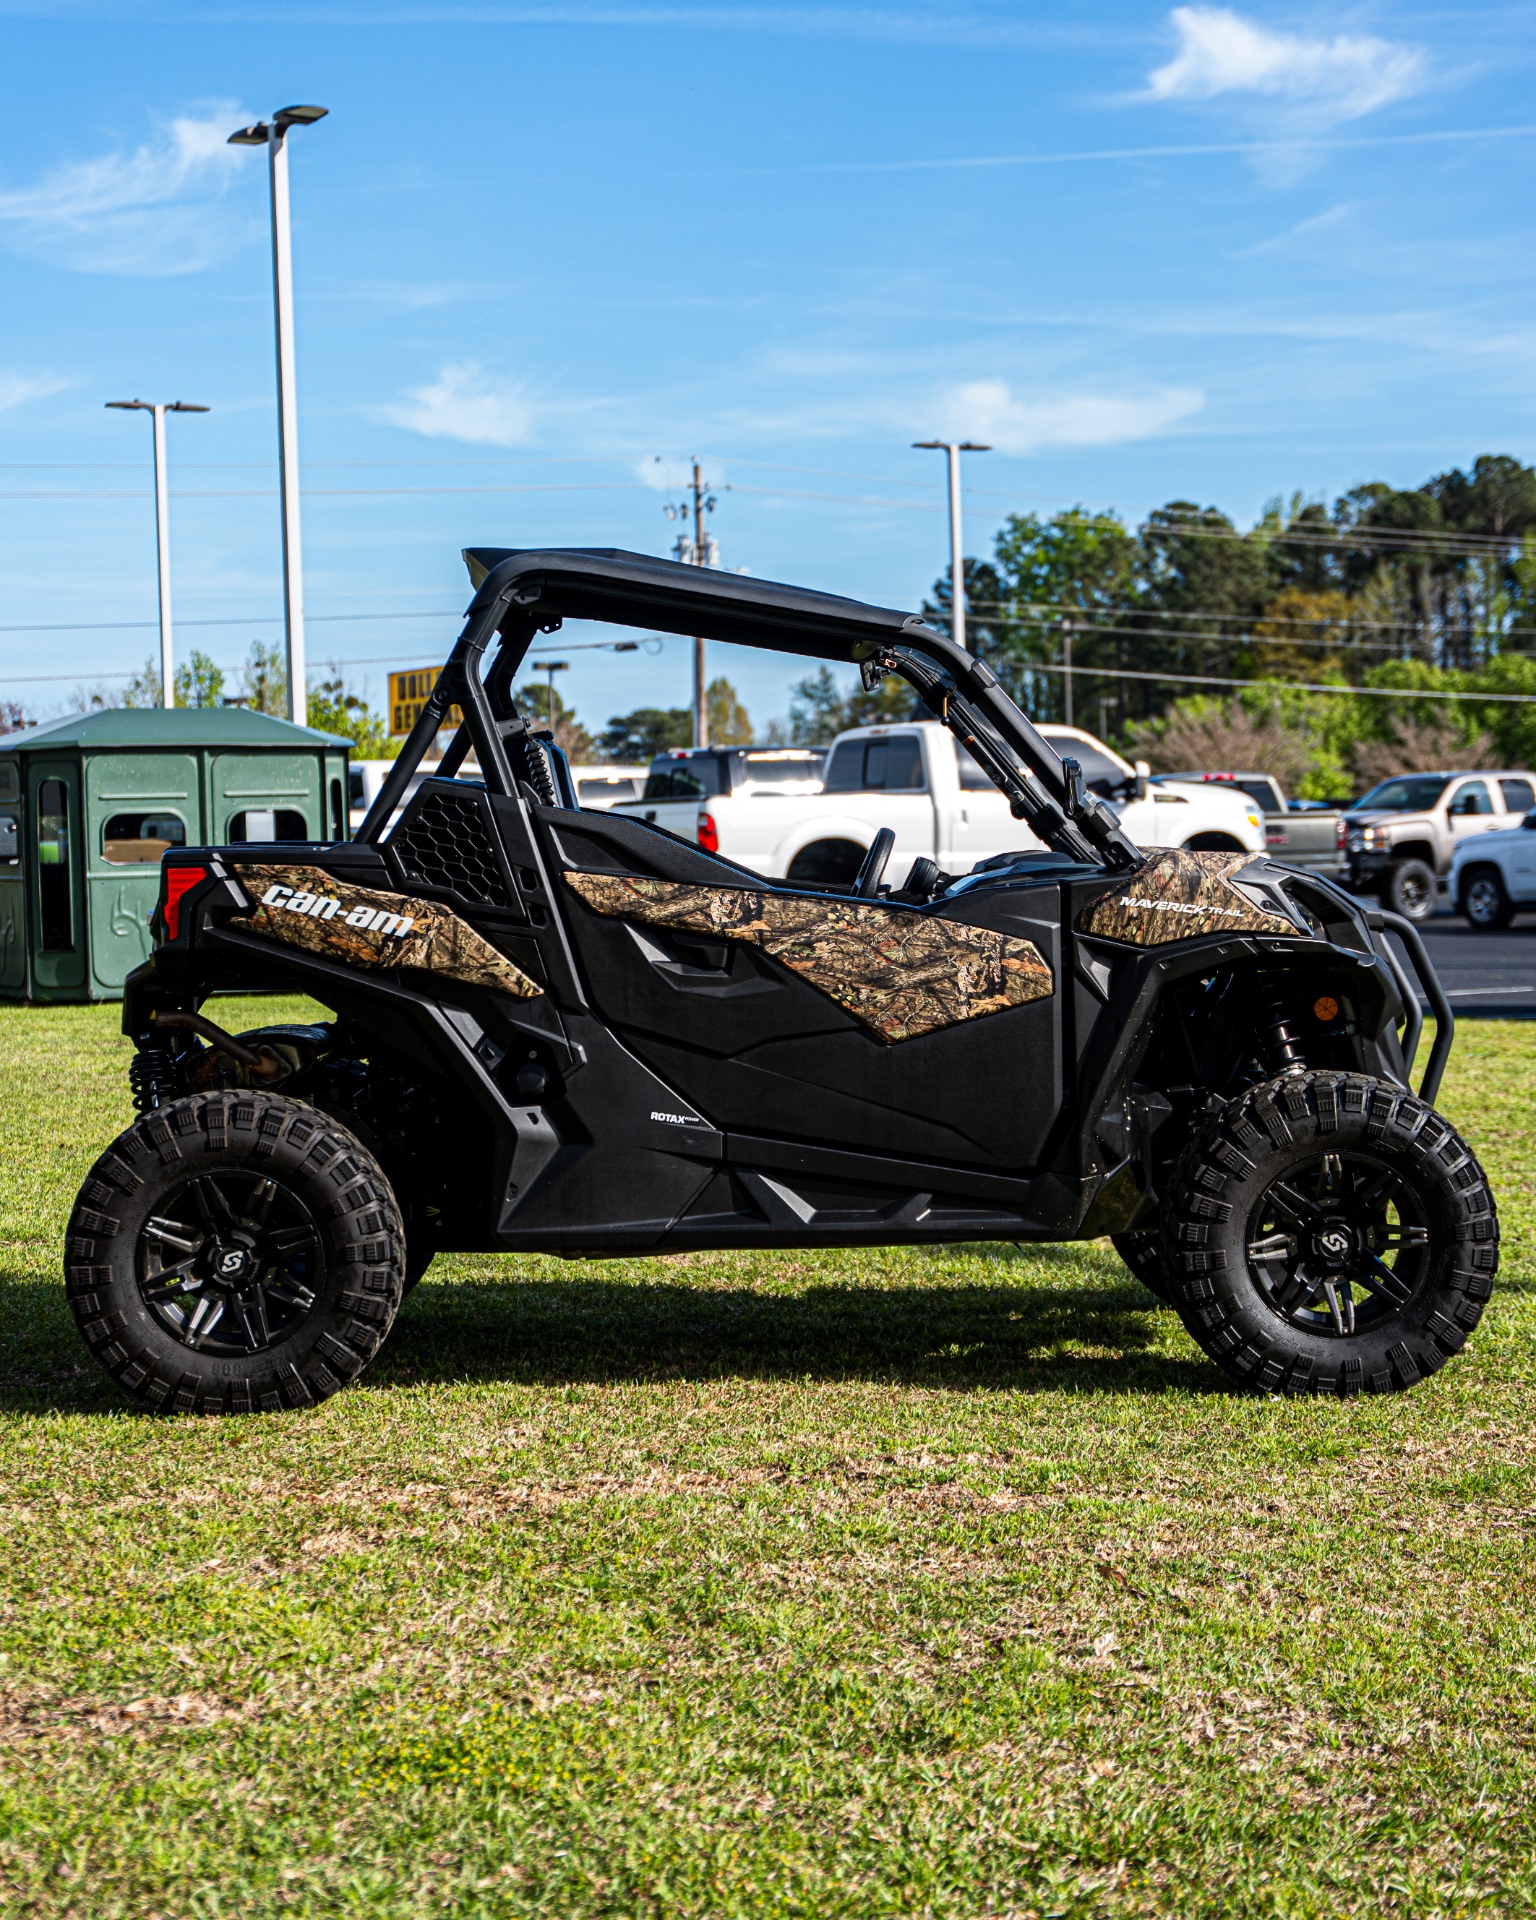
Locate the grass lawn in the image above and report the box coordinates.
[2,1000,1534,1918]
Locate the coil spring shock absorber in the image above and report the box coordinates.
[1260,999,1306,1076]
[128,1045,180,1114]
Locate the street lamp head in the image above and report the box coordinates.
[275,104,329,127]
[911,440,944,450]
[227,121,270,146]
[168,403,210,413]
[532,661,569,673]
[106,399,150,411]
[958,442,991,452]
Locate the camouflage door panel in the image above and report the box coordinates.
[232,863,541,995]
[564,871,1052,1043]
[1077,849,1296,947]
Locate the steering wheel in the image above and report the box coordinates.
[853,827,896,898]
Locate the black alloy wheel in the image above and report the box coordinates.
[1244,1149,1428,1338]
[1460,867,1515,930]
[66,1091,405,1414]
[137,1171,324,1356]
[1164,1071,1497,1396]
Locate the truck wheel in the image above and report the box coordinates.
[1384,857,1436,920]
[1110,1229,1173,1303]
[1164,1072,1496,1396]
[65,1092,406,1414]
[1459,865,1515,930]
[786,839,866,888]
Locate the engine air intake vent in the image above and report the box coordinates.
[390,788,512,908]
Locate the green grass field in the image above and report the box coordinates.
[2,1001,1534,1918]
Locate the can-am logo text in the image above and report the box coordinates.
[260,882,415,939]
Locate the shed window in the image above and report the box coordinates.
[228,809,308,843]
[0,808,17,866]
[37,778,73,951]
[102,812,186,866]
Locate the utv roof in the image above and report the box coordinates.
[463,546,919,663]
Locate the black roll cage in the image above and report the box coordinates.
[356,546,1142,871]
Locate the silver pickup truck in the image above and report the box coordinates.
[1343,769,1536,918]
[1157,771,1346,878]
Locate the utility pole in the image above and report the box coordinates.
[912,439,990,651]
[1062,616,1074,727]
[228,105,328,727]
[663,458,718,748]
[105,398,209,707]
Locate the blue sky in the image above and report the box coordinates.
[2,2,1535,736]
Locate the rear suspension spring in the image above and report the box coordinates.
[128,1046,180,1115]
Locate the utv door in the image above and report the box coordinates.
[547,807,1063,1176]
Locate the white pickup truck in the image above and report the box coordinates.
[612,721,1263,886]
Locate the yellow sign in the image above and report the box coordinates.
[388,666,463,738]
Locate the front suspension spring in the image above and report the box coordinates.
[1260,1000,1306,1076]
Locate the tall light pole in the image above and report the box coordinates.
[105,398,209,708]
[531,659,569,731]
[229,104,328,727]
[912,439,990,652]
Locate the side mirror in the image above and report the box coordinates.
[1523,808,1536,831]
[1131,759,1150,801]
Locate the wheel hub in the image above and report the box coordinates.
[1311,1219,1358,1269]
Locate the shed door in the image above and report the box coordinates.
[0,757,23,994]
[27,760,85,992]
[85,751,202,994]
[210,753,321,847]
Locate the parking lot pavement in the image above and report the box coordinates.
[1402,908,1536,1018]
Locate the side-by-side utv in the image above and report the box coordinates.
[65,549,1497,1413]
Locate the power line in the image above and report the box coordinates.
[1019,662,1536,705]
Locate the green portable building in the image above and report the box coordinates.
[0,707,348,1003]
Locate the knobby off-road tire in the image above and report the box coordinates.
[1111,1229,1174,1304]
[1164,1072,1497,1396]
[65,1092,406,1414]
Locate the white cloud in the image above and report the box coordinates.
[0,106,256,276]
[0,371,70,412]
[377,361,535,445]
[1147,8,1425,123]
[935,380,1203,455]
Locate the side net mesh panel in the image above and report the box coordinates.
[390,790,512,908]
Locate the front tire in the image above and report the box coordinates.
[1164,1073,1496,1395]
[65,1092,405,1414]
[1384,856,1437,920]
[1459,865,1515,930]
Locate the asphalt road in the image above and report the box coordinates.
[1399,906,1536,1018]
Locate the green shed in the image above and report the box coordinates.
[0,707,348,1003]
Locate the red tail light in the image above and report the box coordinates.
[697,812,719,854]
[161,865,210,942]
[1335,819,1348,850]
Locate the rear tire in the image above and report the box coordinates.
[1459,865,1515,930]
[1384,856,1437,921]
[1164,1072,1496,1395]
[1111,1228,1173,1303]
[65,1092,405,1414]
